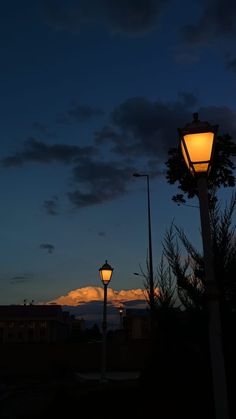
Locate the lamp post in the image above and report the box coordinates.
[99,260,114,383]
[133,173,155,316]
[118,305,124,329]
[179,113,229,419]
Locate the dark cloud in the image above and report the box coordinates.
[96,95,198,158]
[94,125,123,145]
[43,197,59,216]
[68,159,136,208]
[32,122,58,138]
[3,94,236,211]
[40,243,55,254]
[103,0,167,34]
[227,57,236,72]
[182,0,236,44]
[56,104,104,125]
[197,105,236,136]
[44,0,170,35]
[98,231,106,237]
[1,138,96,167]
[95,95,236,164]
[10,279,29,285]
[177,92,198,108]
[174,46,200,64]
[32,122,49,133]
[10,274,32,284]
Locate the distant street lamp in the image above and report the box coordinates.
[179,113,229,419]
[99,260,114,383]
[118,305,124,329]
[133,173,155,317]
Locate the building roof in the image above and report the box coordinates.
[0,304,64,319]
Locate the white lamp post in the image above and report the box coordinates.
[179,113,229,419]
[99,260,114,383]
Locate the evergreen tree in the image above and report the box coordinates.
[163,194,236,312]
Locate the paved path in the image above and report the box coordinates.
[76,371,140,382]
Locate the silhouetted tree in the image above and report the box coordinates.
[138,253,177,309]
[155,254,177,309]
[138,258,159,307]
[163,193,236,313]
[164,222,204,310]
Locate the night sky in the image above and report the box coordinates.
[1,0,236,305]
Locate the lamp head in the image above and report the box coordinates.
[133,173,148,179]
[179,113,218,176]
[99,260,114,285]
[118,305,124,314]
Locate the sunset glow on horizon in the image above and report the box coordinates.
[46,286,148,306]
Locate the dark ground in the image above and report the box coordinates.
[0,313,235,418]
[0,363,229,419]
[0,358,235,419]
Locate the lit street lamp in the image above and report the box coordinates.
[118,304,124,329]
[179,113,229,419]
[133,173,155,316]
[99,260,114,383]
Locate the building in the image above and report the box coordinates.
[0,304,73,343]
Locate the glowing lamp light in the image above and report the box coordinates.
[99,260,113,285]
[179,113,218,176]
[118,305,124,314]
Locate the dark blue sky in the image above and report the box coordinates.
[1,0,236,304]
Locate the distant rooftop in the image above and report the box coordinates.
[0,304,63,318]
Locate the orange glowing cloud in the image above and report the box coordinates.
[47,286,147,306]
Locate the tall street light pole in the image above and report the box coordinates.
[99,260,114,383]
[133,173,155,316]
[179,113,229,419]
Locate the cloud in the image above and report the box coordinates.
[174,46,201,64]
[39,243,55,254]
[178,92,198,108]
[43,197,59,216]
[182,0,236,45]
[32,122,58,138]
[46,286,147,305]
[43,0,170,35]
[94,125,124,145]
[98,231,106,237]
[56,104,104,124]
[45,287,148,328]
[1,138,97,167]
[95,94,198,159]
[9,274,32,285]
[197,105,236,136]
[95,95,236,162]
[110,95,196,155]
[227,57,236,72]
[68,159,136,208]
[2,94,236,211]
